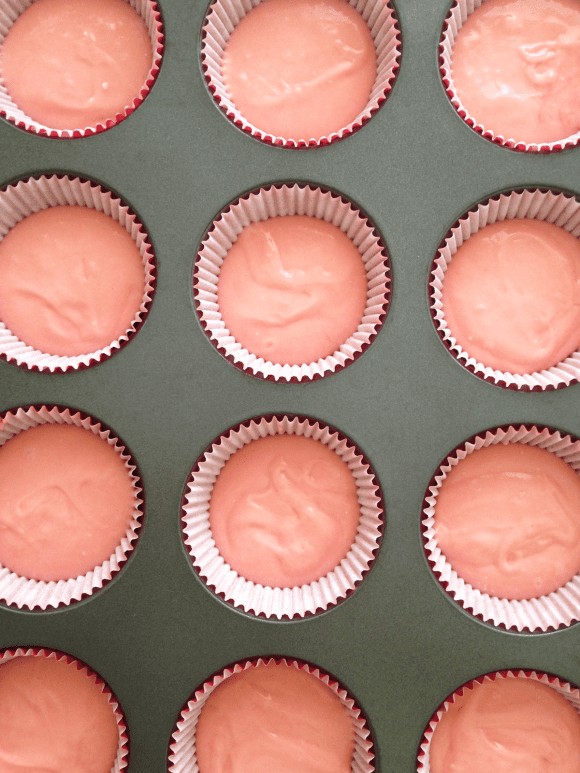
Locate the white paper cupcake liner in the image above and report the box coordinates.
[194,183,391,382]
[0,647,129,773]
[0,174,156,373]
[422,423,580,632]
[0,404,144,610]
[181,414,384,619]
[201,0,401,148]
[430,187,580,390]
[440,0,580,152]
[418,669,580,772]
[169,656,375,773]
[0,0,164,138]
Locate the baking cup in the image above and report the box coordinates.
[440,0,580,152]
[181,414,384,619]
[0,0,163,138]
[422,423,580,632]
[0,404,144,611]
[430,188,580,391]
[0,647,129,773]
[194,183,390,382]
[417,669,580,772]
[169,656,375,773]
[0,174,156,373]
[201,0,401,148]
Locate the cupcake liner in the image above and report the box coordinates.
[181,414,384,619]
[430,187,580,391]
[422,423,580,632]
[417,669,580,772]
[0,0,164,138]
[440,0,580,153]
[168,656,375,773]
[0,404,144,611]
[0,174,156,373]
[201,0,401,148]
[194,183,391,382]
[0,647,129,773]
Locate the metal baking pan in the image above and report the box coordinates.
[1,0,579,770]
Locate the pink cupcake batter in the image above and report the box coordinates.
[451,0,580,145]
[0,0,152,130]
[209,434,360,588]
[0,655,119,773]
[433,443,580,600]
[222,0,377,140]
[430,677,580,773]
[0,205,145,358]
[440,218,580,374]
[0,423,136,582]
[195,662,354,773]
[217,215,368,366]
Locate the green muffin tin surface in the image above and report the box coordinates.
[1,1,580,770]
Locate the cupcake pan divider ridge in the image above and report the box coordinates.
[1,0,580,771]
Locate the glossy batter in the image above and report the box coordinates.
[451,0,580,144]
[441,219,580,374]
[209,434,360,588]
[433,443,580,600]
[217,215,368,366]
[222,0,377,139]
[0,0,152,130]
[0,206,145,357]
[195,662,354,773]
[430,677,580,773]
[0,655,119,773]
[0,423,136,582]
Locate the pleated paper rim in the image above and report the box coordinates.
[0,404,144,611]
[0,0,164,138]
[168,656,375,773]
[417,669,580,772]
[430,187,580,391]
[440,0,580,153]
[0,174,156,373]
[422,423,580,632]
[194,183,391,382]
[0,647,129,772]
[181,414,384,619]
[200,0,401,148]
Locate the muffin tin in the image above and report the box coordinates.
[1,0,580,771]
